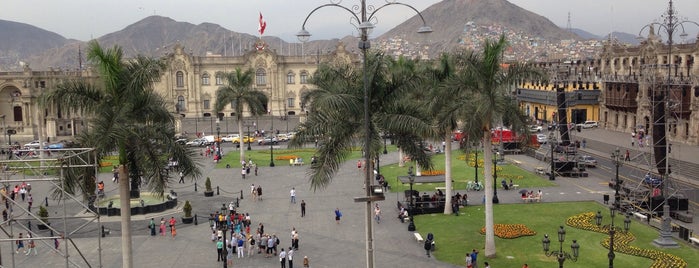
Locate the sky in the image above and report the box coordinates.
[2,0,698,42]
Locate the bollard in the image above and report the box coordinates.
[45,197,48,207]
[235,197,239,208]
[217,186,220,195]
[194,182,198,192]
[102,226,106,237]
[194,214,198,225]
[240,190,244,200]
[27,220,31,231]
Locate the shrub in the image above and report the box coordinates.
[205,177,212,192]
[38,206,49,222]
[183,200,192,218]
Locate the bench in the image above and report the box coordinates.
[522,196,541,203]
[435,186,452,191]
[689,237,699,246]
[633,212,648,221]
[413,232,424,243]
[512,184,520,190]
[535,167,545,175]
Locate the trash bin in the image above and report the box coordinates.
[603,194,610,204]
[679,226,689,241]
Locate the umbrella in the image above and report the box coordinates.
[518,189,529,194]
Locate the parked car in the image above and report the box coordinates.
[46,143,65,149]
[221,134,240,143]
[643,173,662,187]
[536,134,548,144]
[258,136,278,145]
[577,121,599,129]
[175,138,188,145]
[186,138,207,147]
[276,134,289,142]
[578,155,597,167]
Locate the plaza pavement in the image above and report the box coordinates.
[3,127,699,267]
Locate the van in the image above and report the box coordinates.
[203,135,216,145]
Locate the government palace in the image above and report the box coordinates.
[2,34,699,146]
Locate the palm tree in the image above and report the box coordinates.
[290,52,433,190]
[425,53,459,215]
[448,35,542,257]
[214,68,269,162]
[40,40,201,268]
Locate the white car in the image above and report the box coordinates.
[221,134,240,143]
[24,140,42,148]
[536,134,548,144]
[185,138,207,147]
[576,121,598,129]
[529,125,543,132]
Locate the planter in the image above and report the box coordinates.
[37,223,50,230]
[182,217,194,224]
[204,191,214,197]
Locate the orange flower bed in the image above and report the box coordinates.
[421,170,445,176]
[479,224,536,239]
[275,155,299,161]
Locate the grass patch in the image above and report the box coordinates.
[414,201,697,267]
[215,144,398,168]
[382,151,556,193]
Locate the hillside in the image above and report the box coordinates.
[0,19,72,70]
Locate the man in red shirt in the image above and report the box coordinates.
[169,217,176,232]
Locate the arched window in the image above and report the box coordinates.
[177,96,185,112]
[215,73,223,85]
[202,73,210,85]
[300,71,308,84]
[176,71,184,87]
[256,68,267,86]
[286,72,295,84]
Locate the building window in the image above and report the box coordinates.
[287,98,295,108]
[287,72,295,84]
[177,96,185,112]
[300,71,308,84]
[256,68,267,86]
[202,73,210,85]
[215,73,223,85]
[176,71,184,87]
[203,100,210,110]
[13,106,23,122]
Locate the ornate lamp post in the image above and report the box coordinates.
[298,2,431,267]
[638,0,697,248]
[542,226,580,268]
[269,113,275,167]
[611,148,622,208]
[244,121,253,151]
[407,166,416,232]
[220,204,229,268]
[492,151,499,204]
[596,209,631,268]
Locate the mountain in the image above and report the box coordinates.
[605,32,641,46]
[571,28,601,40]
[378,0,579,53]
[0,19,74,70]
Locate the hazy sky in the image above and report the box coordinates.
[2,0,698,42]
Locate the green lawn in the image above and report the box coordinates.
[381,151,556,193]
[414,201,697,267]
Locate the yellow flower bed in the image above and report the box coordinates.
[422,170,445,176]
[275,155,299,161]
[479,224,536,239]
[566,212,687,268]
[100,161,113,167]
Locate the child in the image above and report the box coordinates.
[303,256,310,267]
[171,226,176,239]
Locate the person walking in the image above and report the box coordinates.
[303,256,309,268]
[300,200,306,217]
[374,204,381,223]
[471,249,479,268]
[169,216,176,232]
[149,218,156,236]
[257,185,263,201]
[279,248,287,268]
[25,233,37,256]
[159,218,166,236]
[334,208,342,224]
[466,252,473,268]
[290,187,296,204]
[178,171,185,184]
[237,234,245,258]
[15,233,25,254]
[27,193,33,212]
[287,247,294,268]
[226,245,234,266]
[484,261,491,268]
[170,225,176,239]
[241,168,246,179]
[625,150,631,161]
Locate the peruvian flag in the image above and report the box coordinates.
[258,12,267,36]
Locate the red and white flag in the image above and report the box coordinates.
[258,12,267,36]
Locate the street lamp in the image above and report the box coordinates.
[542,226,580,268]
[637,0,697,248]
[244,121,253,151]
[407,166,416,232]
[220,204,229,268]
[216,117,222,158]
[269,113,275,167]
[611,148,623,208]
[596,209,631,268]
[298,2,431,267]
[492,151,499,204]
